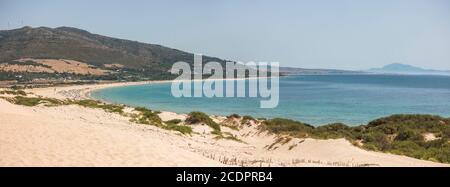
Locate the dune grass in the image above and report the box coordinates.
[9,96,64,107]
[186,111,221,133]
[165,123,193,134]
[214,132,244,143]
[132,107,193,135]
[227,114,241,119]
[261,118,314,138]
[165,119,182,125]
[131,107,162,126]
[241,115,256,124]
[71,99,125,114]
[0,89,27,96]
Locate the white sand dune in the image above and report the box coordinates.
[0,100,223,166]
[0,82,448,167]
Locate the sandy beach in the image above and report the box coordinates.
[0,81,448,167]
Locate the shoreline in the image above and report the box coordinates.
[30,80,169,100]
[30,77,263,114]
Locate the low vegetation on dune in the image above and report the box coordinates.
[313,123,355,139]
[165,119,182,125]
[186,111,221,134]
[132,107,193,135]
[163,119,193,134]
[214,132,244,143]
[0,89,27,96]
[3,96,126,111]
[227,114,241,119]
[222,114,258,130]
[241,115,256,124]
[218,114,241,131]
[132,107,162,126]
[261,118,314,138]
[165,123,193,135]
[358,115,450,163]
[6,96,64,107]
[72,99,125,114]
[260,115,450,163]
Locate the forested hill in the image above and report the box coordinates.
[0,26,229,81]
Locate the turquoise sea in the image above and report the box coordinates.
[91,74,450,126]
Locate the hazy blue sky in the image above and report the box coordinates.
[1,0,449,70]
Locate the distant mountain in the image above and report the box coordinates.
[369,63,450,75]
[0,26,230,81]
[279,67,364,75]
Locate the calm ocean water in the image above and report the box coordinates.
[91,74,450,126]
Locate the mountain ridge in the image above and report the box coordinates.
[369,63,450,75]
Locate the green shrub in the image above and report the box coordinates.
[131,108,190,134]
[13,96,42,106]
[389,141,425,158]
[186,111,210,124]
[0,90,27,96]
[421,139,448,149]
[73,100,124,113]
[227,114,241,119]
[425,145,450,163]
[362,143,379,151]
[133,107,162,126]
[367,114,449,134]
[12,96,63,106]
[395,129,424,142]
[214,132,244,143]
[261,118,314,138]
[134,107,150,113]
[356,114,450,163]
[164,124,192,134]
[442,129,450,139]
[312,123,352,139]
[241,115,256,124]
[165,119,182,125]
[186,111,221,132]
[361,131,391,150]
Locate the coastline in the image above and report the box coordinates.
[31,76,263,107]
[30,80,169,100]
[0,81,449,167]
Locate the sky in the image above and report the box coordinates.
[1,0,450,70]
